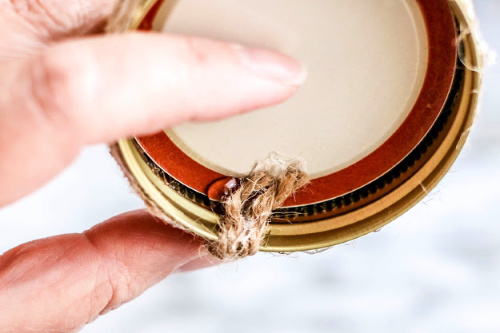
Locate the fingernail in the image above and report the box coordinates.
[234,44,308,86]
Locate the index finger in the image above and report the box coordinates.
[0,33,306,206]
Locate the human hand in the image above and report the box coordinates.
[0,1,306,331]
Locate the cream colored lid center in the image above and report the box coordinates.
[156,0,429,178]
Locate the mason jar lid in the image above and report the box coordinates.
[115,0,482,252]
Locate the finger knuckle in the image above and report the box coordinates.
[181,36,213,66]
[30,48,92,131]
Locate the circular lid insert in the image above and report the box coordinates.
[136,0,457,207]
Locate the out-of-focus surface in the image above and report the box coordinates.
[0,1,499,332]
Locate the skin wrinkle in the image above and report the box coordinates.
[100,256,139,314]
[28,48,93,143]
[8,0,115,41]
[1,1,111,61]
[0,20,42,60]
[8,0,60,42]
[80,231,126,316]
[86,269,112,324]
[80,221,204,316]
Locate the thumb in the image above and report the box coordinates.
[0,210,220,332]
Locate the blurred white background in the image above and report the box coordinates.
[1,1,499,332]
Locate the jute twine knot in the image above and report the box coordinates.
[208,157,310,261]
